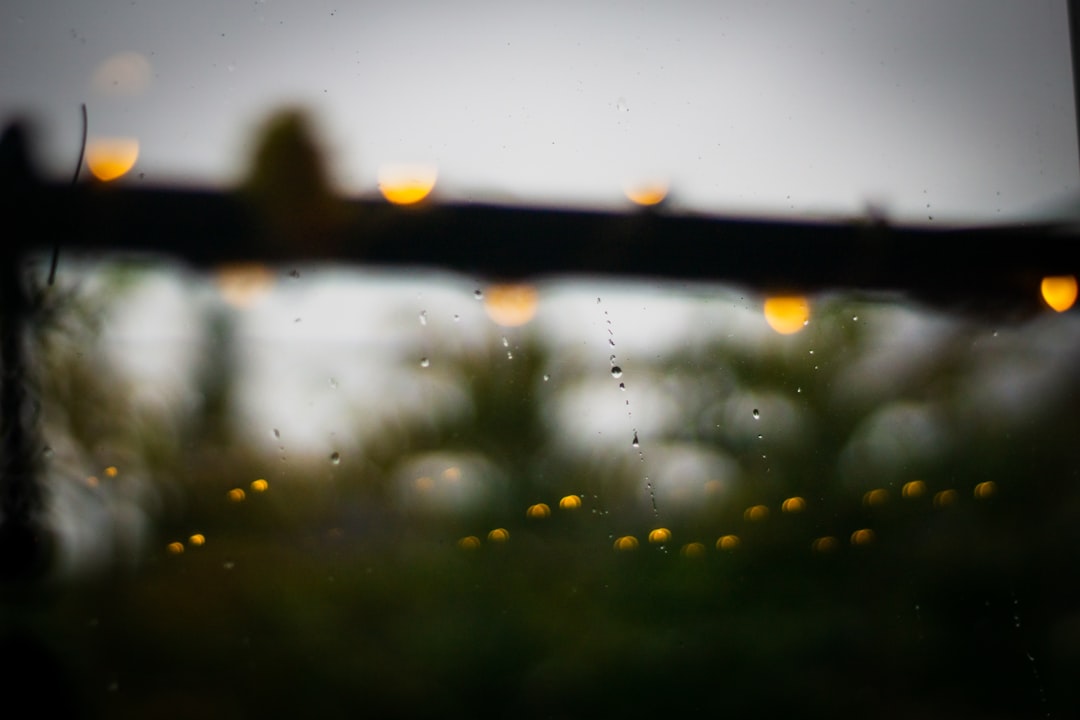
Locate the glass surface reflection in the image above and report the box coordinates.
[6,263,1080,718]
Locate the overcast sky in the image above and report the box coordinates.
[2,0,1078,221]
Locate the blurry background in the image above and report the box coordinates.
[4,2,1080,718]
[1,0,1077,220]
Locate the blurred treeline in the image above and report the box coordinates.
[4,262,1080,719]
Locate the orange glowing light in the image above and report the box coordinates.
[716,534,740,551]
[850,528,875,545]
[1041,275,1077,312]
[167,542,185,555]
[559,495,582,510]
[763,296,810,335]
[251,479,269,493]
[487,528,510,543]
[680,542,706,558]
[526,503,551,519]
[974,481,997,500]
[862,488,889,507]
[483,284,539,327]
[214,263,275,309]
[812,536,839,553]
[377,164,437,205]
[744,504,770,522]
[457,536,481,550]
[85,476,100,488]
[86,137,139,181]
[648,528,672,544]
[414,476,435,492]
[613,535,639,551]
[902,480,926,499]
[104,466,118,478]
[781,496,806,513]
[442,466,462,481]
[624,180,669,207]
[189,534,206,547]
[227,488,246,503]
[933,489,958,508]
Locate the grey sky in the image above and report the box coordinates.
[2,0,1077,220]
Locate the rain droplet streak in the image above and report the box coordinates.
[752,408,760,420]
[330,452,341,465]
[418,310,428,326]
[602,306,656,518]
[420,357,430,368]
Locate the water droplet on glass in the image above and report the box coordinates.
[609,354,616,365]
[618,382,625,391]
[752,408,760,419]
[42,445,53,459]
[757,434,763,440]
[608,339,615,347]
[453,314,461,322]
[330,452,341,465]
[420,357,430,368]
[418,310,427,326]
[288,269,300,278]
[329,377,338,389]
[272,428,280,439]
[474,289,484,300]
[852,315,859,322]
[501,336,509,347]
[632,431,640,448]
[611,366,623,378]
[506,351,513,360]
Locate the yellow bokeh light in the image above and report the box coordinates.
[902,480,926,499]
[483,284,540,327]
[648,528,672,544]
[613,535,639,551]
[862,488,889,507]
[526,503,551,519]
[974,481,997,500]
[189,534,206,547]
[414,476,435,492]
[559,495,582,510]
[442,466,462,481]
[624,180,669,207]
[227,488,246,502]
[850,528,875,545]
[716,534,740,551]
[166,542,185,555]
[85,476,100,488]
[680,542,706,558]
[1041,275,1078,312]
[781,496,806,513]
[105,466,118,478]
[86,137,139,181]
[763,296,810,335]
[251,479,269,493]
[933,489,958,508]
[487,528,510,543]
[377,164,437,205]
[457,536,481,550]
[214,263,275,309]
[744,504,770,522]
[812,536,839,553]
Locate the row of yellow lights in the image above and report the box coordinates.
[462,479,997,554]
[167,477,271,555]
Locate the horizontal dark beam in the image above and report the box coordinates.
[10,179,1076,314]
